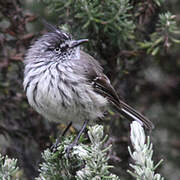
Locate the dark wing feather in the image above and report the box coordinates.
[79,51,154,130]
[93,75,154,129]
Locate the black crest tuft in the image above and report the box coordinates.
[42,20,71,41]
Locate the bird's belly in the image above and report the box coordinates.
[27,75,108,126]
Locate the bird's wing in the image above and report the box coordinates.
[79,51,154,130]
[92,74,154,130]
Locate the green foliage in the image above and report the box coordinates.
[0,153,19,180]
[40,0,180,58]
[0,123,165,180]
[41,0,135,47]
[138,12,180,56]
[153,0,165,7]
[36,125,120,180]
[36,135,85,180]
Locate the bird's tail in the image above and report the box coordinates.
[92,74,154,129]
[114,100,154,130]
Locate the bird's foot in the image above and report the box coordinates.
[50,122,72,152]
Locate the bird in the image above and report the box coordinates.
[23,23,154,147]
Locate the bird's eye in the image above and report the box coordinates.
[55,47,60,52]
[61,44,69,52]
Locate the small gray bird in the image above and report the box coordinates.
[23,23,154,137]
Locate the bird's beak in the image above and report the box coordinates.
[70,39,89,48]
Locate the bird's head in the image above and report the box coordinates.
[26,22,88,63]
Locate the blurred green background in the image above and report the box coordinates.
[0,0,180,179]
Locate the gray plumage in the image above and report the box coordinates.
[23,25,154,130]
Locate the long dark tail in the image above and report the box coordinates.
[92,75,154,130]
[114,100,154,130]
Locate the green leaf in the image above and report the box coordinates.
[151,46,160,56]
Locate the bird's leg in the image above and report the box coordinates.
[66,119,89,156]
[51,121,72,152]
